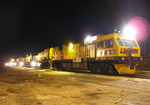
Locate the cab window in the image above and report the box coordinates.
[132,40,138,47]
[117,39,123,46]
[105,39,113,48]
[97,41,104,49]
[122,39,133,47]
[117,38,138,47]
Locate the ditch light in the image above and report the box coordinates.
[30,61,41,67]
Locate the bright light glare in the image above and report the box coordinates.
[8,62,16,66]
[123,26,137,40]
[5,62,17,66]
[84,35,97,45]
[11,59,15,62]
[31,61,36,67]
[85,36,91,42]
[84,36,91,45]
[69,43,73,50]
[14,62,17,66]
[5,63,9,66]
[19,62,24,66]
[37,62,41,67]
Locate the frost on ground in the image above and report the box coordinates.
[0,66,150,105]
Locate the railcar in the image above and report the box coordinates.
[16,49,50,68]
[14,31,141,75]
[33,49,50,68]
[50,32,141,75]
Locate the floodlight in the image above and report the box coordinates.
[123,25,137,40]
[69,43,73,50]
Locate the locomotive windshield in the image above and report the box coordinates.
[117,38,138,47]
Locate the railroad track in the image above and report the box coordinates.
[134,69,150,79]
[12,66,150,79]
[52,68,150,79]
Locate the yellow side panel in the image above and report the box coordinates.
[114,64,136,75]
[62,43,82,60]
[80,46,85,58]
[49,47,54,60]
[53,47,61,60]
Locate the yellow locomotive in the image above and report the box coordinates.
[14,29,141,75]
[49,32,141,75]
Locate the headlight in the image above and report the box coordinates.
[14,62,17,66]
[30,61,36,67]
[5,62,16,66]
[9,62,14,66]
[122,57,125,60]
[5,63,9,66]
[19,62,24,66]
[37,62,41,67]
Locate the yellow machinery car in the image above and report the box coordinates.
[89,33,141,75]
[51,32,141,75]
[16,31,141,75]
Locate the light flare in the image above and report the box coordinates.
[127,17,150,42]
[123,25,137,40]
[19,62,24,66]
[30,61,36,67]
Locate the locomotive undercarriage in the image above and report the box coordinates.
[52,56,140,75]
[52,59,119,75]
[87,61,119,75]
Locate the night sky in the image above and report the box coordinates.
[0,0,150,60]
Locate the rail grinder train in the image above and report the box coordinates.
[14,32,141,75]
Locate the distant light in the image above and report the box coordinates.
[14,62,17,66]
[31,61,36,67]
[5,63,9,66]
[9,62,12,66]
[85,36,91,43]
[37,62,41,67]
[118,30,121,33]
[9,62,15,66]
[19,62,24,66]
[91,36,97,41]
[123,25,137,40]
[11,59,15,62]
[84,35,97,45]
[69,43,73,50]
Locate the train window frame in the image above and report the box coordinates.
[117,38,123,46]
[132,40,138,47]
[97,41,104,49]
[117,38,138,48]
[105,39,113,48]
[122,39,133,47]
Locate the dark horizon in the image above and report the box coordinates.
[0,0,150,60]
